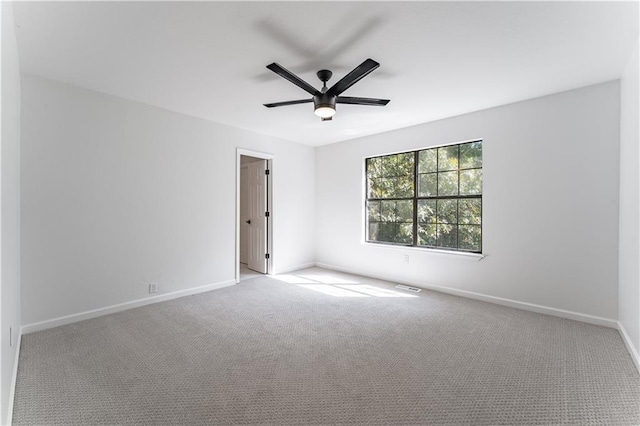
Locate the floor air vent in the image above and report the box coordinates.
[395,285,421,293]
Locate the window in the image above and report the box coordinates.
[366,140,482,253]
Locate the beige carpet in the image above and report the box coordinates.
[13,267,640,425]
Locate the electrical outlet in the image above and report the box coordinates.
[149,283,158,294]
[404,254,410,263]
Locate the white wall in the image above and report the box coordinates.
[316,82,620,321]
[20,74,315,327]
[1,2,22,424]
[619,39,640,361]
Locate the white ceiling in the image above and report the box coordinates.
[13,1,639,147]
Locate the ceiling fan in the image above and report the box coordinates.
[263,58,390,121]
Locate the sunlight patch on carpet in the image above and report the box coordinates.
[299,284,369,297]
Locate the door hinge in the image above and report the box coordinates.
[265,253,270,259]
[265,211,270,217]
[265,169,270,175]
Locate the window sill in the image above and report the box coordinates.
[363,242,485,261]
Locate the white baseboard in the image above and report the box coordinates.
[7,326,22,426]
[273,262,316,275]
[22,279,236,335]
[617,322,640,373]
[315,262,618,329]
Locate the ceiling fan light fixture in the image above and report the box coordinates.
[314,93,337,119]
[314,105,336,118]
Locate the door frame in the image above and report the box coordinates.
[236,148,274,283]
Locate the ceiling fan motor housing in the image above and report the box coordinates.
[313,92,336,111]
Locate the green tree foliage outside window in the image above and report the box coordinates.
[366,141,482,252]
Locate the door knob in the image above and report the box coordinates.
[245,220,251,224]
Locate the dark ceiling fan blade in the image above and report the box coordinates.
[326,58,380,96]
[336,96,390,106]
[266,63,320,96]
[263,99,313,108]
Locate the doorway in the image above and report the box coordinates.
[236,149,273,283]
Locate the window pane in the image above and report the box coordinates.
[437,199,458,224]
[367,201,381,222]
[418,224,436,246]
[377,223,396,243]
[395,152,415,177]
[397,222,413,244]
[370,222,413,245]
[418,149,437,173]
[396,200,413,222]
[379,155,396,177]
[459,225,481,251]
[438,171,458,196]
[460,142,482,169]
[459,198,481,225]
[460,169,482,195]
[367,157,382,178]
[379,200,413,223]
[396,153,415,197]
[437,224,458,248]
[395,176,414,198]
[375,177,395,198]
[380,200,397,222]
[418,199,436,223]
[368,222,379,241]
[418,173,437,197]
[370,177,414,199]
[367,177,377,198]
[438,145,459,171]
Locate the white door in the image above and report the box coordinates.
[240,164,249,264]
[247,159,268,273]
